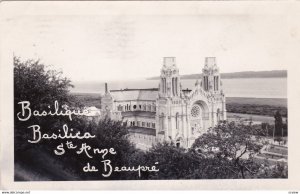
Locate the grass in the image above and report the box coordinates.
[226,97,287,117]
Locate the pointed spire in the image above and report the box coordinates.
[105,83,108,94]
[163,57,176,67]
[205,57,216,67]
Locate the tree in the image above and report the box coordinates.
[283,117,288,137]
[257,162,288,178]
[14,56,75,110]
[140,142,205,179]
[14,57,81,180]
[274,111,283,144]
[191,121,264,179]
[14,56,77,150]
[130,141,240,180]
[14,57,137,180]
[54,118,137,180]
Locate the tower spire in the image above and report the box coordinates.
[105,82,108,94]
[159,57,180,98]
[202,57,220,92]
[163,57,176,67]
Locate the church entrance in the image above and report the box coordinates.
[190,100,209,135]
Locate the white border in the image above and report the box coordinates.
[1,1,300,190]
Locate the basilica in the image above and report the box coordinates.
[100,57,227,149]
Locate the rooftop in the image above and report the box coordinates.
[110,88,158,92]
[110,89,158,101]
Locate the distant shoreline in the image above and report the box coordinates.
[147,70,287,80]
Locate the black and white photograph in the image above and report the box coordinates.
[1,1,300,191]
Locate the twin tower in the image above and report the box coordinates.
[158,57,222,98]
[156,57,226,148]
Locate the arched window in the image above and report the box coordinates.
[175,77,178,96]
[217,109,221,122]
[164,78,166,93]
[117,105,122,111]
[175,112,179,129]
[143,104,146,111]
[147,104,151,111]
[160,113,164,131]
[172,78,175,96]
[152,123,155,128]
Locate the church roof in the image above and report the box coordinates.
[110,88,158,101]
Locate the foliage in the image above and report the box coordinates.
[14,56,75,110]
[55,118,136,180]
[140,142,241,179]
[13,57,135,180]
[274,111,283,136]
[14,57,79,180]
[256,162,288,178]
[142,142,201,179]
[191,121,264,179]
[14,57,79,153]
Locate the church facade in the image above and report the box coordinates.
[101,57,226,149]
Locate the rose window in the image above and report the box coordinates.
[191,104,201,118]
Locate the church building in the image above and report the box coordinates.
[100,57,226,149]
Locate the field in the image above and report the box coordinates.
[72,92,101,108]
[226,97,287,117]
[226,97,287,107]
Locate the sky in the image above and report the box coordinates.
[1,2,291,82]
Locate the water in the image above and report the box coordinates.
[72,78,287,99]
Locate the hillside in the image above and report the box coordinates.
[147,70,287,80]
